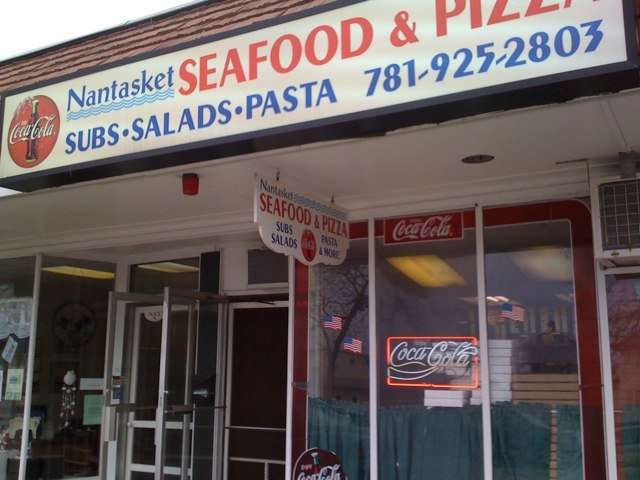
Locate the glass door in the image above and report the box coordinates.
[101,289,197,480]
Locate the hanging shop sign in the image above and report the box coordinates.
[386,336,479,389]
[254,175,349,266]
[0,0,633,187]
[293,448,347,480]
[384,212,463,245]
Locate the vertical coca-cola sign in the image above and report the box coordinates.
[384,212,463,245]
[7,96,60,169]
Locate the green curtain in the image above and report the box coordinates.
[378,405,483,480]
[624,405,640,479]
[308,397,370,480]
[309,399,574,480]
[556,405,583,480]
[491,403,551,480]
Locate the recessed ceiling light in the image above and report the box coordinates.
[42,266,115,280]
[137,261,200,274]
[461,154,495,164]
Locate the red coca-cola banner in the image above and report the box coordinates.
[383,212,463,245]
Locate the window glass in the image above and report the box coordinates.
[484,221,583,480]
[307,238,369,480]
[30,256,115,479]
[0,257,35,480]
[376,213,483,480]
[606,273,640,480]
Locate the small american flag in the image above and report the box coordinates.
[501,303,525,322]
[323,314,343,331]
[342,336,363,354]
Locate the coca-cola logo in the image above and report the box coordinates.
[384,213,463,245]
[293,448,347,480]
[7,95,60,168]
[386,336,479,388]
[301,229,317,263]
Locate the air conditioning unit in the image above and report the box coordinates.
[592,176,640,267]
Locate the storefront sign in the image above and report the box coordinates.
[384,212,463,245]
[386,336,479,388]
[0,0,632,186]
[254,176,349,266]
[293,448,347,480]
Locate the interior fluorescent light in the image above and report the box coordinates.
[42,266,115,280]
[511,246,572,282]
[388,255,466,288]
[137,261,200,274]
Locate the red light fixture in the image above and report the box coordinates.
[182,173,199,195]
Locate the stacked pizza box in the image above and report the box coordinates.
[470,339,513,405]
[424,388,469,408]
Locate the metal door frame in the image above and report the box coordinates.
[100,289,199,480]
[596,264,640,480]
[123,303,193,480]
[223,302,289,480]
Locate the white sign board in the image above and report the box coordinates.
[254,176,348,266]
[0,0,632,183]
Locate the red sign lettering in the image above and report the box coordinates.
[384,212,463,245]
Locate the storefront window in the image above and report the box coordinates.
[307,239,369,480]
[376,213,484,480]
[485,221,583,479]
[299,205,600,479]
[606,273,640,480]
[28,256,115,479]
[0,257,36,480]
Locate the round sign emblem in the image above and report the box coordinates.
[300,229,317,263]
[293,448,347,480]
[7,95,60,168]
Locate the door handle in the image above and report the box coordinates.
[192,388,211,399]
[104,406,117,442]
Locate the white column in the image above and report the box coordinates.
[368,218,379,480]
[18,254,42,480]
[285,255,295,479]
[475,206,493,480]
[596,264,618,480]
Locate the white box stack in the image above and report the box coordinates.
[424,389,469,408]
[470,339,513,405]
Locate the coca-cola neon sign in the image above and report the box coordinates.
[384,213,463,245]
[386,336,479,389]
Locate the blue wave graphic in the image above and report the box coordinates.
[67,88,175,121]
